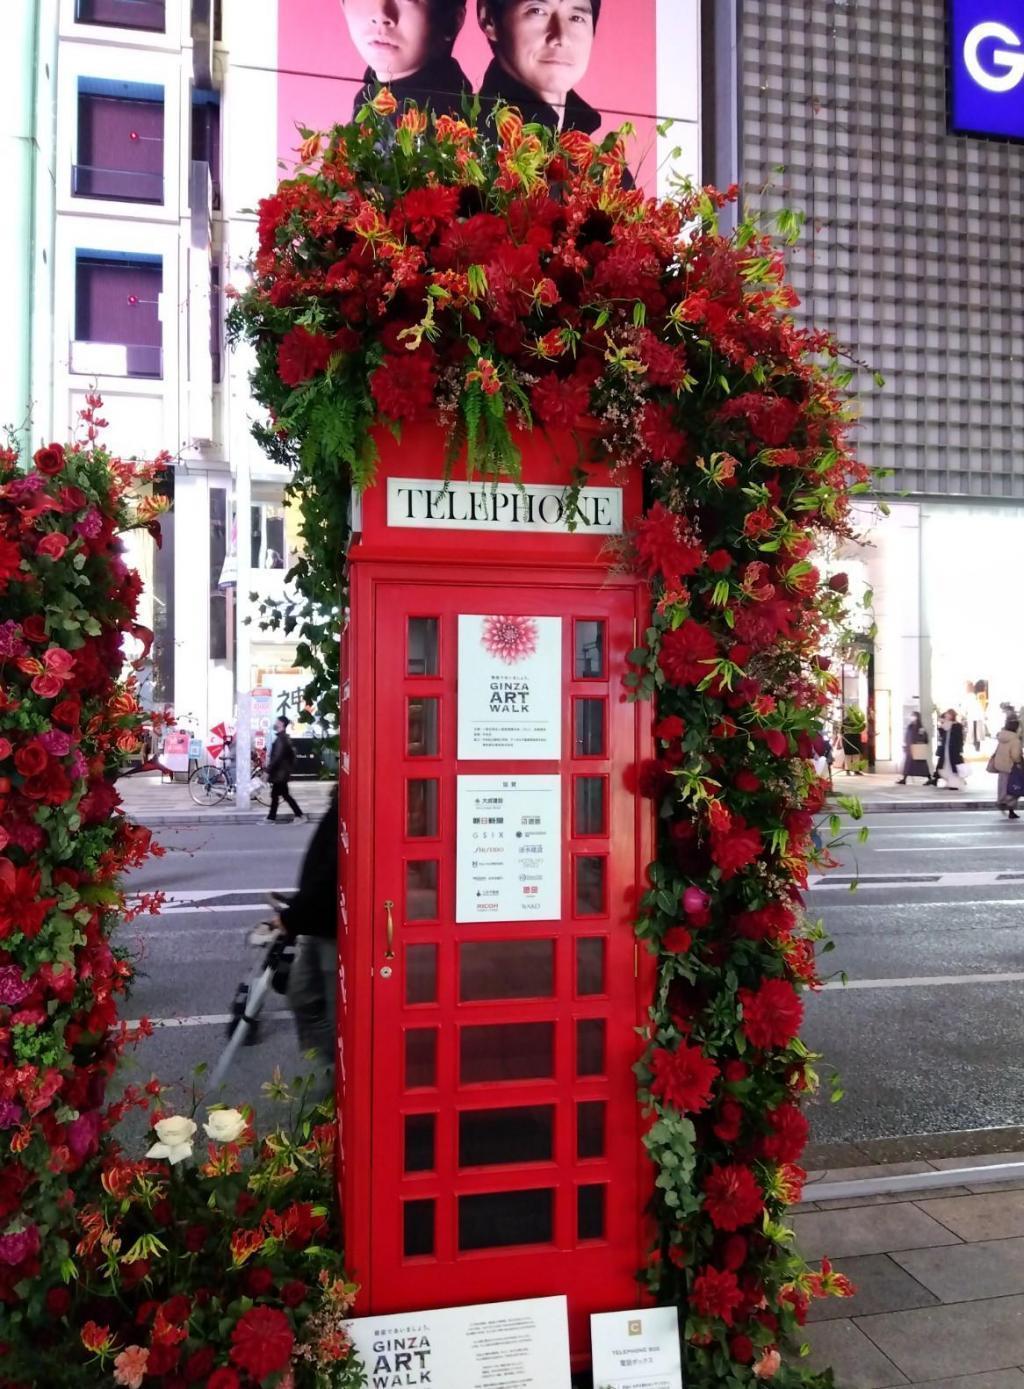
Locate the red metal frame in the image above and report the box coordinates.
[337,429,654,1367]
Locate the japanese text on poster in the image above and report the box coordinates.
[456,775,561,923]
[457,615,561,760]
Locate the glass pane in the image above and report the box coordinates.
[576,856,607,916]
[404,1114,436,1173]
[407,617,439,676]
[578,1185,606,1241]
[574,776,606,835]
[577,1018,605,1077]
[576,938,606,996]
[460,1022,555,1084]
[575,699,605,756]
[577,1101,606,1159]
[406,944,438,1005]
[574,620,606,679]
[407,780,439,838]
[459,1105,554,1167]
[406,861,438,921]
[459,939,554,1002]
[403,1199,435,1257]
[458,1189,553,1252]
[408,697,440,756]
[405,1029,437,1089]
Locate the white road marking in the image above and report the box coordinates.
[124,1012,290,1029]
[822,972,1024,991]
[809,870,1022,889]
[873,845,1017,853]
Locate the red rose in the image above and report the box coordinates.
[45,1285,71,1319]
[734,770,761,793]
[0,738,10,762]
[712,1099,743,1142]
[36,532,69,561]
[649,1042,717,1115]
[207,1371,240,1389]
[184,1224,208,1253]
[658,620,718,687]
[703,1163,765,1231]
[721,1234,748,1271]
[691,1265,744,1325]
[734,903,794,942]
[30,673,62,699]
[281,1280,307,1308]
[22,762,72,807]
[730,1334,755,1363]
[229,1306,294,1381]
[705,550,732,574]
[662,926,692,954]
[0,537,22,588]
[184,1347,215,1383]
[653,715,685,742]
[277,326,337,387]
[760,1102,809,1163]
[161,1294,191,1324]
[14,743,47,778]
[754,727,790,758]
[147,1343,181,1376]
[21,616,47,644]
[52,698,81,728]
[244,1265,275,1297]
[739,979,804,1050]
[59,485,88,512]
[637,759,672,801]
[710,822,763,880]
[33,444,65,476]
[827,572,849,593]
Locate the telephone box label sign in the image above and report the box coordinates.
[458,615,561,760]
[591,1306,684,1389]
[387,477,624,534]
[456,775,561,922]
[344,1294,572,1388]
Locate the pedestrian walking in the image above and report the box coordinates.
[896,712,931,785]
[931,709,965,790]
[275,788,339,1099]
[989,714,1023,820]
[266,716,305,822]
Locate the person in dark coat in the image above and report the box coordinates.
[931,709,966,790]
[266,716,304,822]
[276,789,339,1098]
[343,0,472,119]
[896,712,931,785]
[477,0,602,135]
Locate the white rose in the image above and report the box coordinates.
[203,1108,246,1144]
[146,1115,197,1166]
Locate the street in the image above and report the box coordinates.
[121,806,1024,1145]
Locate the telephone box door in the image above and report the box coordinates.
[367,572,647,1352]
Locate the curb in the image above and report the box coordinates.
[829,798,999,814]
[127,813,327,829]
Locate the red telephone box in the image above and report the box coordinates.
[337,425,653,1363]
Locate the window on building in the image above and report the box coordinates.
[75,80,164,203]
[209,487,228,662]
[210,262,222,384]
[74,252,163,379]
[75,0,166,32]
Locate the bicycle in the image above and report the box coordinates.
[187,740,269,807]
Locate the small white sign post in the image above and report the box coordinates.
[591,1307,684,1389]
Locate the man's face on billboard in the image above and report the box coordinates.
[341,0,437,80]
[480,0,595,106]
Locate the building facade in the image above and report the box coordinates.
[4,0,301,745]
[711,0,1024,766]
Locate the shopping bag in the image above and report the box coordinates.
[1007,764,1024,800]
[910,742,929,760]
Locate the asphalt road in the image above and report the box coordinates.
[119,806,1024,1145]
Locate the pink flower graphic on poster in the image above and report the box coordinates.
[480,616,538,665]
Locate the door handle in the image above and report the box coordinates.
[383,899,395,959]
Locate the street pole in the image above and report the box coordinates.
[234,447,252,809]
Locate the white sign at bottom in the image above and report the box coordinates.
[591,1306,683,1389]
[344,1295,572,1388]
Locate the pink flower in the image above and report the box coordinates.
[0,622,27,659]
[480,615,539,665]
[30,673,63,699]
[0,1224,40,1267]
[73,509,103,540]
[37,532,69,561]
[39,729,72,757]
[0,966,32,1007]
[43,646,75,679]
[754,1348,781,1379]
[0,1100,23,1130]
[113,1346,149,1389]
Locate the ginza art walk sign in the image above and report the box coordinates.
[336,428,685,1388]
[949,0,1024,138]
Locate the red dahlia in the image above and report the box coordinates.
[761,1102,809,1163]
[739,978,804,1050]
[658,620,718,686]
[228,1305,294,1381]
[277,325,337,388]
[703,1163,765,1232]
[634,503,705,585]
[530,372,592,430]
[370,351,437,421]
[649,1041,717,1114]
[690,1265,745,1325]
[710,821,763,880]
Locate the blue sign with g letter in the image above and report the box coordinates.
[950,0,1024,138]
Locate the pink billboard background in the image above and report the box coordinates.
[277,0,661,190]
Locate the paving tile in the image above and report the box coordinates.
[792,1319,908,1387]
[807,1254,939,1323]
[856,1295,1024,1378]
[814,1188,973,1212]
[894,1238,1024,1303]
[913,1374,1024,1389]
[918,1192,1024,1243]
[792,1203,962,1260]
[928,1152,1024,1172]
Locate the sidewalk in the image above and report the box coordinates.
[828,770,998,814]
[117,772,335,826]
[797,1127,1024,1385]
